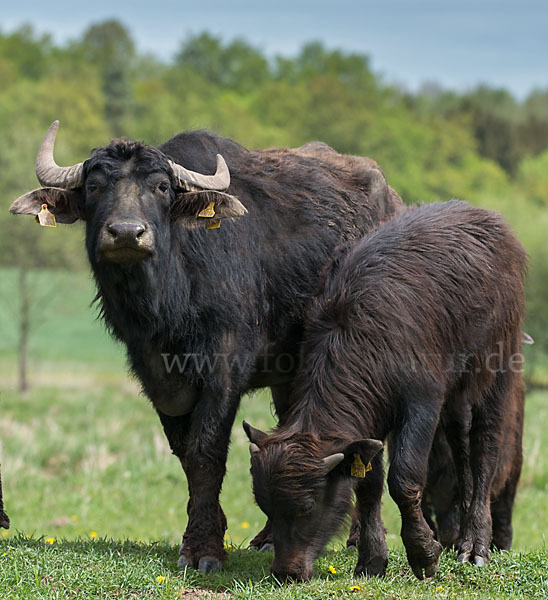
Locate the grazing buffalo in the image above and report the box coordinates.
[0,472,9,530]
[245,200,526,581]
[10,121,402,572]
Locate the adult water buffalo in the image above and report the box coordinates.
[10,121,402,572]
[245,201,526,580]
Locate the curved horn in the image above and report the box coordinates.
[35,121,84,189]
[168,154,230,191]
[322,453,345,473]
[521,331,534,345]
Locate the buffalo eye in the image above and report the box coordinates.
[296,499,315,517]
[157,182,170,194]
[86,182,98,193]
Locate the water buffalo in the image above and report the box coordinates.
[10,121,402,572]
[245,200,526,580]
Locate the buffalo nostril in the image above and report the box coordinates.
[108,222,146,241]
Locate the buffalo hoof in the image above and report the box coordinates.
[249,540,273,552]
[407,539,442,580]
[178,554,193,569]
[0,511,9,529]
[198,556,222,573]
[491,527,512,552]
[178,553,223,573]
[354,555,388,578]
[346,536,359,549]
[457,544,491,566]
[249,523,272,550]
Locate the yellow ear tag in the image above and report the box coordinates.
[351,454,372,478]
[205,219,221,230]
[35,204,56,228]
[198,202,216,218]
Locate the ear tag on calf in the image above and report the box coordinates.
[198,202,216,218]
[351,454,372,478]
[205,219,221,230]
[35,204,56,228]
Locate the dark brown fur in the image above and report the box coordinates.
[0,471,9,529]
[423,376,524,550]
[245,200,527,580]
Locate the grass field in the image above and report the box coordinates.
[0,268,547,598]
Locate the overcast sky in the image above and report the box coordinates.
[3,0,547,99]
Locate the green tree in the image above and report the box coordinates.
[80,20,136,136]
[176,32,269,94]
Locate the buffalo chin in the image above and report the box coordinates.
[100,246,152,265]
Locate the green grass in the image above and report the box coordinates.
[0,267,547,597]
[0,268,125,371]
[1,535,547,599]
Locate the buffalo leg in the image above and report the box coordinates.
[0,471,9,529]
[387,393,443,580]
[270,382,292,420]
[491,380,524,551]
[249,383,291,551]
[354,452,388,577]
[346,510,361,548]
[444,397,474,536]
[455,390,505,565]
[249,519,273,551]
[157,389,240,573]
[490,473,520,550]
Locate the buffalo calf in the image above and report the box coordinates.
[245,200,526,580]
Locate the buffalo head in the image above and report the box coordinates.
[243,421,383,581]
[10,121,247,266]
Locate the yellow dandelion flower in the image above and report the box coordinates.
[45,537,55,545]
[436,586,445,591]
[71,515,78,521]
[240,522,250,529]
[89,531,98,539]
[1,530,8,537]
[349,585,361,591]
[156,575,166,584]
[328,565,337,574]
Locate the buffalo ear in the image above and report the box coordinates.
[172,190,247,226]
[326,439,383,477]
[10,187,83,224]
[243,421,268,445]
